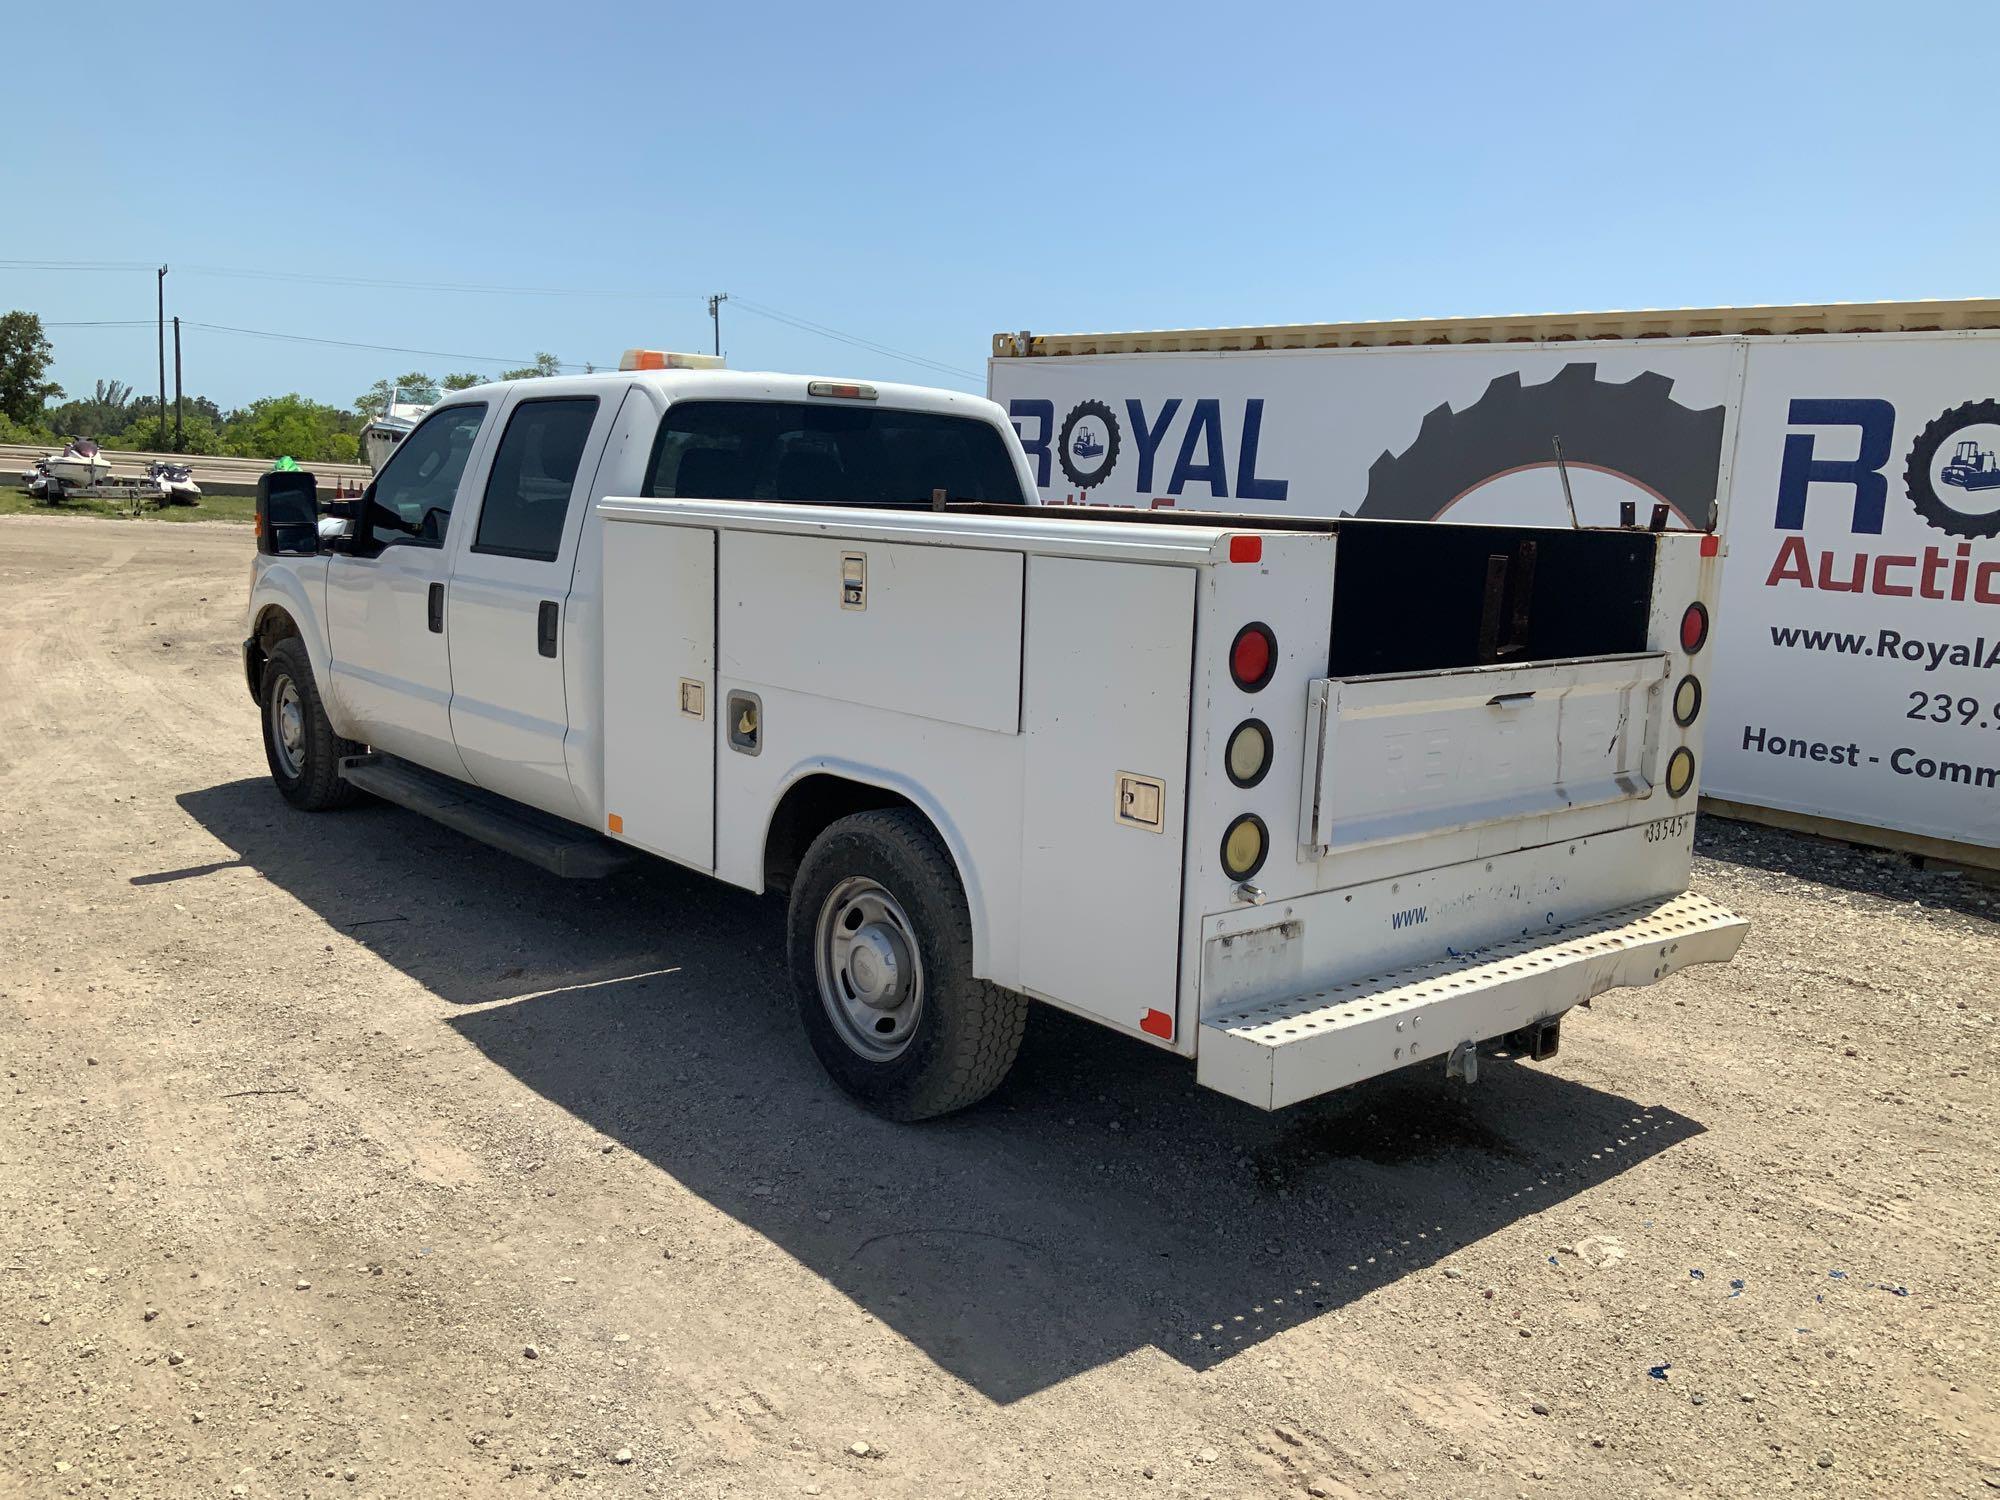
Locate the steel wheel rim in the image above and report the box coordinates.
[814,876,924,1061]
[271,676,305,779]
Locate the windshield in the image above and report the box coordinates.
[642,400,1027,508]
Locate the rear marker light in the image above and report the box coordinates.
[1229,623,1277,692]
[1221,813,1269,881]
[1225,718,1273,788]
[1680,601,1710,654]
[1665,747,1696,799]
[1672,675,1702,728]
[1228,534,1262,564]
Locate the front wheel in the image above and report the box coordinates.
[787,809,1027,1121]
[260,637,363,811]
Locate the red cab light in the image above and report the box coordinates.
[1230,623,1276,691]
[1680,602,1710,654]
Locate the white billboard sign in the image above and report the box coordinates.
[990,332,2000,851]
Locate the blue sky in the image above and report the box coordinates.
[3,0,1992,410]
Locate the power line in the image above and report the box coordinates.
[178,264,705,299]
[731,297,982,383]
[14,257,985,387]
[3,257,699,298]
[185,321,590,370]
[0,259,153,272]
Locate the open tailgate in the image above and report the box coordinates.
[1301,651,1668,853]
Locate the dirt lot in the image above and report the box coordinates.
[1,513,1994,1499]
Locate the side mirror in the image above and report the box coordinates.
[256,470,320,556]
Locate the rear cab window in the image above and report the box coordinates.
[642,400,1026,508]
[473,396,601,561]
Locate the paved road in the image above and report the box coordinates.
[0,514,1993,1498]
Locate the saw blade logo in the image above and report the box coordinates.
[1356,362,1727,530]
[1055,399,1121,489]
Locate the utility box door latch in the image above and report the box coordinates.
[1115,772,1166,832]
[841,551,867,610]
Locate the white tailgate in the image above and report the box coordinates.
[1303,652,1668,852]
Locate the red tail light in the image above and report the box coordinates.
[1230,623,1276,692]
[1680,602,1710,654]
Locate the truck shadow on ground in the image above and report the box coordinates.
[176,778,1705,1404]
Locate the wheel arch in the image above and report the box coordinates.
[761,766,998,983]
[247,570,351,736]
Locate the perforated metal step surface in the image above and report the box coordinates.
[1197,892,1746,1110]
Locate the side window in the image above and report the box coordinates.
[370,403,488,547]
[472,397,600,562]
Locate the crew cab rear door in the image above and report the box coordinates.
[445,387,617,820]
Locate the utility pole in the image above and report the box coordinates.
[156,266,169,453]
[707,292,728,357]
[172,316,184,451]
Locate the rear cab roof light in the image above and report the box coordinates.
[807,380,878,401]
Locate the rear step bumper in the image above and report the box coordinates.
[1196,892,1747,1110]
[338,754,632,880]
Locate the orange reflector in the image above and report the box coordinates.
[1228,534,1262,564]
[607,813,624,834]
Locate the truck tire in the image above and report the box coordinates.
[260,636,363,811]
[787,809,1027,1120]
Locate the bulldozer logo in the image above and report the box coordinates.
[1056,399,1121,489]
[1904,399,2000,539]
[1356,362,1727,530]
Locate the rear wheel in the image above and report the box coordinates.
[787,809,1027,1120]
[260,636,363,811]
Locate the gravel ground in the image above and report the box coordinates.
[1,514,1995,1499]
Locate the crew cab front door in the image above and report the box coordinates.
[325,402,491,777]
[445,392,610,820]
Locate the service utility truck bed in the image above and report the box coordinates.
[244,360,1743,1119]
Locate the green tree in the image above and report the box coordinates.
[44,378,135,438]
[499,352,561,380]
[223,394,362,464]
[355,371,441,419]
[440,371,486,391]
[0,311,63,424]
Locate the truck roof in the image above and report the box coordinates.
[443,367,1005,423]
[990,296,2000,359]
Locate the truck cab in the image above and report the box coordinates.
[248,359,1033,826]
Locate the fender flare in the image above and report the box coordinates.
[758,757,1004,986]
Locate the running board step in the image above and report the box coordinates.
[338,755,632,880]
[1196,892,1748,1111]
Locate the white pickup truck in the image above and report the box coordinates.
[244,352,1746,1119]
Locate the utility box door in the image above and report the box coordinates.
[1019,556,1194,1039]
[602,522,717,869]
[718,531,1022,734]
